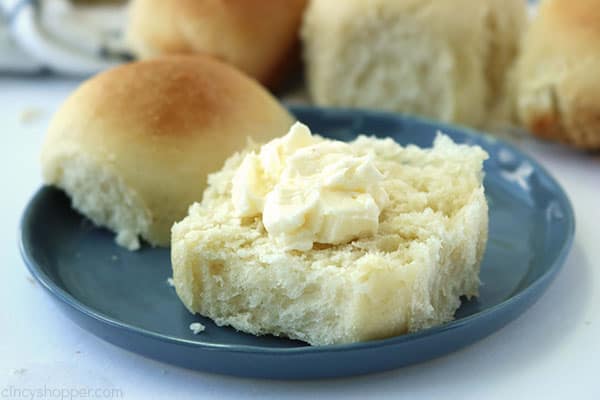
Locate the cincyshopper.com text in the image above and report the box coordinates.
[1,385,123,400]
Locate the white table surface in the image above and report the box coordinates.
[1,77,598,400]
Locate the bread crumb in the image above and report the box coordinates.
[111,255,118,261]
[19,107,44,125]
[26,275,36,285]
[167,277,175,287]
[189,322,205,334]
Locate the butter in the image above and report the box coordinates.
[232,122,388,251]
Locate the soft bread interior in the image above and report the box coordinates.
[302,0,526,128]
[172,134,488,345]
[43,154,151,250]
[321,17,455,122]
[303,11,456,122]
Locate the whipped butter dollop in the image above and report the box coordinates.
[232,122,389,251]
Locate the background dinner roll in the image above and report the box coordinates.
[41,55,294,250]
[126,0,307,88]
[301,0,526,128]
[515,0,600,150]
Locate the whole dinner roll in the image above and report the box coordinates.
[515,0,600,150]
[41,55,294,250]
[301,0,526,128]
[125,0,308,88]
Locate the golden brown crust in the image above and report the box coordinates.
[126,0,308,88]
[41,55,294,245]
[75,56,262,137]
[544,0,600,39]
[515,0,600,150]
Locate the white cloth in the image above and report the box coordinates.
[0,0,128,76]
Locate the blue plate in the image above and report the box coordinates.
[19,106,574,380]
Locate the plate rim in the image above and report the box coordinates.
[19,106,576,355]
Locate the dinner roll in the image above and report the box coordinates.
[126,0,308,88]
[301,0,526,128]
[41,55,294,250]
[172,132,488,345]
[515,0,600,150]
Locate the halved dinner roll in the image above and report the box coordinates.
[301,0,526,128]
[41,55,294,250]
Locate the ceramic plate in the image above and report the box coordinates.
[20,106,574,379]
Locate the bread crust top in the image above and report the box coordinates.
[56,55,283,139]
[126,0,307,87]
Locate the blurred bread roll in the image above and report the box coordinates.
[126,0,307,88]
[41,55,294,250]
[301,0,526,128]
[515,0,600,150]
